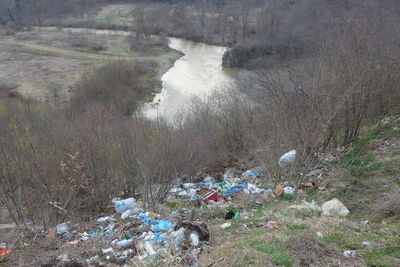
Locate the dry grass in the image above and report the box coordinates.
[373,195,400,220]
[287,234,365,267]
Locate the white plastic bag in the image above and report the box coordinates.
[278,150,296,167]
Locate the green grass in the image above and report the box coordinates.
[280,193,297,202]
[392,151,400,156]
[288,223,309,233]
[322,222,400,267]
[249,240,293,267]
[305,189,319,202]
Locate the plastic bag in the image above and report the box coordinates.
[151,220,172,231]
[278,150,296,167]
[113,198,136,214]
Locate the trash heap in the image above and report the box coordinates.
[167,169,274,205]
[55,197,210,266]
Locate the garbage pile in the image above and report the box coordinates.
[53,197,210,266]
[167,170,274,205]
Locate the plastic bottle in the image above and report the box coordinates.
[115,239,134,249]
[189,231,199,246]
[172,228,185,247]
[143,241,157,255]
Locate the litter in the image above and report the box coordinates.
[190,231,200,246]
[115,239,134,249]
[224,188,241,196]
[283,186,295,195]
[151,220,172,231]
[225,211,235,220]
[274,184,284,197]
[102,247,114,254]
[220,222,231,229]
[97,216,115,223]
[171,228,185,247]
[278,150,296,167]
[182,183,196,189]
[0,246,9,262]
[113,198,136,214]
[56,223,69,236]
[43,227,57,248]
[266,221,279,229]
[343,250,357,258]
[362,241,375,249]
[242,170,259,177]
[196,188,220,204]
[203,176,216,185]
[223,168,237,180]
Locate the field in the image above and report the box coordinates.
[0,4,180,101]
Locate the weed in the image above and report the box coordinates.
[288,223,309,233]
[280,193,297,202]
[250,240,293,267]
[305,189,319,202]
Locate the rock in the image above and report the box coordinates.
[321,198,350,217]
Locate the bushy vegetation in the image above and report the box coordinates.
[70,60,158,116]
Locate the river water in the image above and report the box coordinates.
[141,37,235,121]
[33,27,235,120]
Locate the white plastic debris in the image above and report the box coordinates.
[190,231,199,246]
[169,187,183,193]
[97,216,115,223]
[115,239,134,249]
[171,228,185,247]
[121,208,143,219]
[203,176,216,185]
[283,186,295,195]
[343,250,357,258]
[57,253,70,262]
[143,241,157,255]
[102,247,114,254]
[223,168,237,180]
[56,223,69,236]
[182,183,196,189]
[113,198,136,214]
[278,150,296,167]
[220,222,231,229]
[362,241,375,249]
[321,198,350,217]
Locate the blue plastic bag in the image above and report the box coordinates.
[151,220,172,231]
[224,188,241,196]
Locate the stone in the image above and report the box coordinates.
[321,198,350,217]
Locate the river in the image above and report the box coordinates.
[32,27,235,120]
[141,37,236,122]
